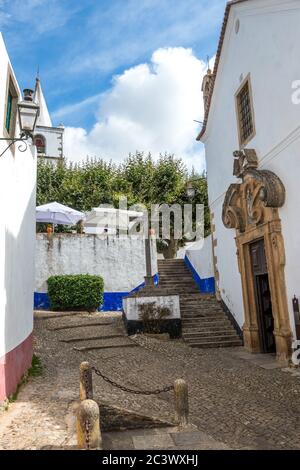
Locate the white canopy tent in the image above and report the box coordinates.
[84,207,144,234]
[36,202,85,226]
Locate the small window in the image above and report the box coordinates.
[236,78,255,146]
[34,134,46,154]
[5,91,13,132]
[4,72,18,138]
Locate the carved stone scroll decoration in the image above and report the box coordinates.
[222,183,245,232]
[222,149,286,232]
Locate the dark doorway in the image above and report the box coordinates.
[250,239,275,353]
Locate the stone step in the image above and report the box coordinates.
[158,258,185,261]
[181,313,226,319]
[181,307,222,312]
[180,299,219,304]
[183,330,237,339]
[187,339,243,348]
[158,260,241,350]
[159,277,191,280]
[60,334,123,343]
[159,281,198,286]
[181,313,225,319]
[159,270,191,274]
[160,288,200,292]
[182,319,231,327]
[180,300,218,305]
[183,324,234,333]
[74,343,139,352]
[180,294,216,299]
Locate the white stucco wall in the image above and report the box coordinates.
[185,236,214,279]
[202,0,300,332]
[35,125,64,159]
[123,295,180,321]
[35,234,158,293]
[0,34,37,357]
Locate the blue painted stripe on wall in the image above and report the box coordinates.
[34,292,50,310]
[34,273,159,312]
[184,255,215,294]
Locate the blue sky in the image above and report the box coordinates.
[0,0,227,168]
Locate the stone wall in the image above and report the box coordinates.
[184,236,215,293]
[35,233,158,311]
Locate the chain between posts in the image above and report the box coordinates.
[85,419,91,450]
[91,366,173,395]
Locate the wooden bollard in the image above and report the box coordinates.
[174,379,189,427]
[77,399,101,450]
[80,362,93,400]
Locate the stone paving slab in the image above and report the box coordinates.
[231,350,285,369]
[103,427,230,450]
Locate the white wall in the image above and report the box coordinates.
[185,236,214,279]
[35,234,158,293]
[123,295,180,321]
[35,125,64,159]
[0,34,37,356]
[202,0,300,331]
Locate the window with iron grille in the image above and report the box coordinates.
[4,73,18,139]
[236,80,254,145]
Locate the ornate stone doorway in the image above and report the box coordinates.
[222,149,292,362]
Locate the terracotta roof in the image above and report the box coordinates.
[197,0,250,141]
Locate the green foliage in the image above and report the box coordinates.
[37,152,211,255]
[27,355,43,378]
[47,274,104,312]
[8,355,43,403]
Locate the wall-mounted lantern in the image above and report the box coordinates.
[0,88,40,158]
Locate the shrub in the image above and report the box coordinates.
[47,274,104,312]
[138,302,171,333]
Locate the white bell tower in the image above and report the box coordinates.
[33,77,64,163]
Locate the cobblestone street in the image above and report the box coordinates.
[1,311,300,450]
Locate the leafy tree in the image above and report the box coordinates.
[36,152,210,257]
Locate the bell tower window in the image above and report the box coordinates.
[34,134,46,154]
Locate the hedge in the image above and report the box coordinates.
[47,274,104,312]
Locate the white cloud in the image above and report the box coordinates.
[63,47,210,172]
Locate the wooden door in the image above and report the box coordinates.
[250,240,275,353]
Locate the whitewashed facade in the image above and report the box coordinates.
[199,0,300,361]
[0,34,37,400]
[33,78,64,163]
[34,233,158,311]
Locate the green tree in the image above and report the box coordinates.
[36,152,210,256]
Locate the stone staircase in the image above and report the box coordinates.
[158,259,242,348]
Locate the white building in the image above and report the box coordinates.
[0,34,37,401]
[33,77,64,164]
[198,0,300,362]
[84,207,144,235]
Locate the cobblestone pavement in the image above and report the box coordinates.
[0,311,300,450]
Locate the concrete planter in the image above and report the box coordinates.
[122,294,181,338]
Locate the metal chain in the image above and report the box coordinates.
[85,419,90,450]
[91,366,173,395]
[84,370,92,399]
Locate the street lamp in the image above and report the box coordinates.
[0,88,40,158]
[17,89,40,137]
[186,181,196,200]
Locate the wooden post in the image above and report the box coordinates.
[174,379,189,427]
[77,399,101,450]
[80,361,93,400]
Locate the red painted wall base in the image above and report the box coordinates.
[0,333,33,402]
